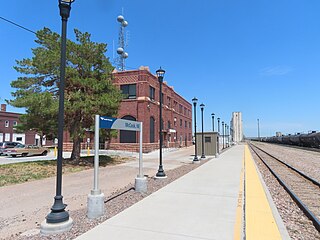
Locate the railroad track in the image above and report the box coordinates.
[258,141,320,153]
[249,143,320,232]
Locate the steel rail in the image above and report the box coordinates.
[249,143,320,232]
[250,143,320,187]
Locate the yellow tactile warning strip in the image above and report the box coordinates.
[244,145,282,240]
[234,156,244,240]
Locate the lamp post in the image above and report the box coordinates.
[192,98,199,163]
[200,103,206,159]
[211,113,215,132]
[217,117,220,134]
[155,67,166,178]
[226,124,229,147]
[257,118,260,141]
[41,0,74,234]
[222,121,225,149]
[228,125,230,146]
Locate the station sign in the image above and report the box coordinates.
[99,116,141,131]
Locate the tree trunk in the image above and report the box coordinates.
[70,135,81,162]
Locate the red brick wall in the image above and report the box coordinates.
[111,67,193,149]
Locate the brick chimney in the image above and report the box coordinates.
[1,104,6,112]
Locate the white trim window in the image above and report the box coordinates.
[5,120,9,127]
[13,121,17,126]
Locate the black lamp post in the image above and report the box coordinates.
[156,67,166,178]
[46,0,74,224]
[200,103,206,159]
[211,113,215,132]
[192,98,199,162]
[217,117,220,134]
[226,124,229,147]
[222,121,225,149]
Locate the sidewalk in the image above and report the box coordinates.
[0,146,197,238]
[76,145,244,240]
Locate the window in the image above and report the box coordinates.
[120,84,136,99]
[180,119,182,127]
[205,137,211,143]
[185,121,187,128]
[5,120,9,127]
[174,117,177,127]
[184,107,187,116]
[179,104,183,113]
[13,121,17,126]
[189,122,191,129]
[167,97,171,107]
[168,121,171,129]
[16,137,22,141]
[149,86,155,100]
[120,115,137,143]
[173,101,177,110]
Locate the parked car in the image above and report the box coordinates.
[0,141,20,155]
[4,144,49,157]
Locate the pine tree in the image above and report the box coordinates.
[8,27,122,161]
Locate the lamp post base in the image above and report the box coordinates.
[40,218,73,235]
[193,156,200,163]
[155,166,166,178]
[154,174,167,179]
[87,192,105,219]
[135,176,148,192]
[201,155,206,159]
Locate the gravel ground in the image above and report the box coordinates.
[5,160,207,240]
[249,143,320,240]
[253,142,320,182]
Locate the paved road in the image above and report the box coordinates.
[0,146,195,238]
[0,149,140,165]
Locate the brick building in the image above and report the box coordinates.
[0,104,36,144]
[110,66,192,152]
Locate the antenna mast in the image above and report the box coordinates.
[116,14,129,71]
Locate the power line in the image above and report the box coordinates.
[0,16,142,70]
[0,16,36,35]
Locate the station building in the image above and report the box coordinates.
[1,66,193,153]
[0,104,37,145]
[110,66,193,152]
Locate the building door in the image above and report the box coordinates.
[150,117,155,143]
[120,115,137,143]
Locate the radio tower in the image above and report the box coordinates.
[116,15,129,71]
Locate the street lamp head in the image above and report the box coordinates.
[59,0,75,5]
[200,103,205,110]
[211,113,215,117]
[59,0,74,19]
[192,97,198,105]
[217,117,220,121]
[156,67,165,83]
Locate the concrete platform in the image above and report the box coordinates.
[76,144,290,240]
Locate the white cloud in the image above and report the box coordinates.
[260,66,293,76]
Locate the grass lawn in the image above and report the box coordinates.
[0,155,130,187]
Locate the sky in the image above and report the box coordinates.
[1,0,319,137]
